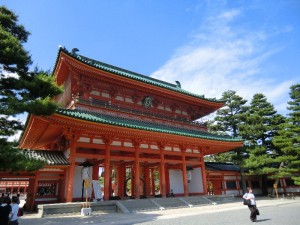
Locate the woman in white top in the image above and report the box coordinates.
[9,196,19,225]
[243,187,257,222]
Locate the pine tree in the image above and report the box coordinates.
[207,90,249,191]
[239,93,285,175]
[208,90,248,163]
[273,84,300,185]
[0,6,63,171]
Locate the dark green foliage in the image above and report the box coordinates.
[0,6,30,74]
[0,139,46,171]
[207,90,249,191]
[240,93,285,175]
[209,90,248,137]
[273,84,300,184]
[208,90,299,190]
[0,6,63,171]
[208,90,248,164]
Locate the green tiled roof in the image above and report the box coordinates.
[56,108,242,142]
[205,162,241,172]
[23,150,69,165]
[56,47,224,103]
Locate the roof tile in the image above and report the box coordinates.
[56,108,242,142]
[56,47,223,103]
[23,150,69,166]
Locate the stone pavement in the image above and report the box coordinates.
[18,197,300,225]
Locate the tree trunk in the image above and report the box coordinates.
[240,167,247,193]
[261,175,268,195]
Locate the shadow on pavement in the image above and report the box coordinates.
[257,218,272,222]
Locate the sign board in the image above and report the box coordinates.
[92,180,103,201]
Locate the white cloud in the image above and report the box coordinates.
[217,8,241,21]
[151,7,295,115]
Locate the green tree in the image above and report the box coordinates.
[239,93,285,194]
[208,90,248,163]
[207,90,249,191]
[273,84,300,185]
[0,6,63,171]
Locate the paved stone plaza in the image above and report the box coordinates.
[18,198,300,225]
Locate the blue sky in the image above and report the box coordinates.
[2,0,300,116]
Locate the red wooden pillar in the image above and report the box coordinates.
[92,164,99,199]
[109,176,112,197]
[151,168,155,196]
[32,173,39,210]
[159,144,166,198]
[134,141,140,199]
[181,149,188,196]
[66,140,76,202]
[144,165,150,197]
[221,172,225,195]
[165,166,170,196]
[92,164,99,180]
[130,166,135,197]
[200,151,208,194]
[27,173,38,211]
[58,169,66,202]
[103,138,112,201]
[118,164,125,198]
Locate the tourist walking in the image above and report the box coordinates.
[9,196,19,225]
[243,187,257,222]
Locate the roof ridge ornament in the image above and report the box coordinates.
[175,81,181,88]
[72,48,79,55]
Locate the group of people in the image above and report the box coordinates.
[0,188,258,224]
[0,193,21,225]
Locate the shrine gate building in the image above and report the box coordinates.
[18,47,243,207]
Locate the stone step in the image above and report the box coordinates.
[119,199,159,212]
[37,195,237,217]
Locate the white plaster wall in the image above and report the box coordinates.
[73,166,93,199]
[224,190,239,196]
[285,187,300,193]
[79,137,90,143]
[187,168,203,193]
[169,170,184,194]
[224,175,237,180]
[64,149,70,159]
[35,198,57,202]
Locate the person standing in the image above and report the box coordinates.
[243,187,257,222]
[0,193,5,204]
[0,197,11,225]
[16,194,20,205]
[9,196,19,225]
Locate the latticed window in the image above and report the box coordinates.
[36,181,57,197]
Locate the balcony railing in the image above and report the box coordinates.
[76,97,207,128]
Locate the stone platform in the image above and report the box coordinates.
[37,195,236,217]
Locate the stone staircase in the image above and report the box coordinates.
[37,195,236,217]
[117,198,159,212]
[181,196,215,206]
